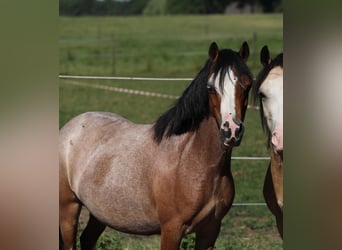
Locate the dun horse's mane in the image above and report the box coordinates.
[253,52,283,142]
[153,49,252,143]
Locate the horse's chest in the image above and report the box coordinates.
[215,175,235,215]
[209,184,234,222]
[185,175,234,233]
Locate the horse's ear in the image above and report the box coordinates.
[260,45,271,66]
[239,41,249,62]
[208,42,219,61]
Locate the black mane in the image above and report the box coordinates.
[153,60,211,143]
[153,49,252,143]
[252,52,283,141]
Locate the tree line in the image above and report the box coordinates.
[60,0,282,16]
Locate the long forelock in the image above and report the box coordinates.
[213,50,252,94]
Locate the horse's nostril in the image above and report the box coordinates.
[221,121,232,138]
[221,127,232,138]
[235,124,244,140]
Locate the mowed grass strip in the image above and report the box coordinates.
[60,14,283,249]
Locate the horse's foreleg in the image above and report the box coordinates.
[275,208,283,238]
[194,221,221,250]
[263,165,283,238]
[59,175,82,250]
[160,221,183,250]
[59,200,82,250]
[80,213,106,250]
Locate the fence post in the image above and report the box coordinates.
[111,33,115,75]
[253,32,257,68]
[205,23,209,37]
[97,25,102,44]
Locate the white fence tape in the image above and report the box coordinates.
[59,75,193,81]
[62,80,179,99]
[60,76,260,110]
[232,203,267,206]
[232,156,270,160]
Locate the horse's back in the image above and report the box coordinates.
[59,112,160,233]
[59,112,132,177]
[60,111,133,139]
[59,110,154,191]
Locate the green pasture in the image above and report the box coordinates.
[60,14,283,249]
[60,14,282,77]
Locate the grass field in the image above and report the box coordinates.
[60,14,283,249]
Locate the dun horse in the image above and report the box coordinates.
[253,46,283,238]
[59,42,253,250]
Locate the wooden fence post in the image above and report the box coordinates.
[253,32,257,67]
[111,33,115,75]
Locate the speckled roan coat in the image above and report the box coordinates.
[59,42,252,250]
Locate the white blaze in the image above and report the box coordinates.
[259,66,283,151]
[209,67,240,134]
[220,68,237,123]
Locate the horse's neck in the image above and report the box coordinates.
[154,116,231,168]
[270,148,282,171]
[183,117,231,167]
[270,149,283,207]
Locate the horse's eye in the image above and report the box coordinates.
[259,92,267,100]
[207,85,216,93]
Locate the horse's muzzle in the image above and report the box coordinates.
[271,126,283,156]
[220,121,244,148]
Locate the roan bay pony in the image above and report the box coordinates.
[253,46,283,238]
[59,42,253,250]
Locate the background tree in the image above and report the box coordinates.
[60,0,82,15]
[59,0,282,16]
[143,0,166,15]
[165,0,228,14]
[82,0,95,14]
[259,0,282,12]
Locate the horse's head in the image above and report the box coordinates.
[254,46,283,155]
[207,42,253,148]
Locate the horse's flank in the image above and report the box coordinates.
[59,111,233,235]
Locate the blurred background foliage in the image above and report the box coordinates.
[60,0,282,16]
